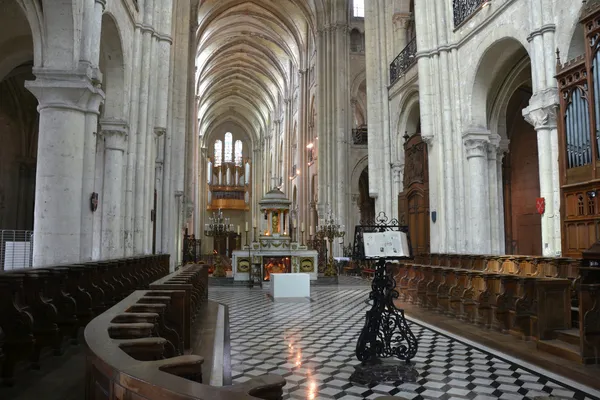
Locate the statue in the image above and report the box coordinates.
[272,212,279,233]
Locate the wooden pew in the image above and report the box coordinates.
[84,289,285,400]
[393,253,573,347]
[0,254,170,386]
[149,264,208,349]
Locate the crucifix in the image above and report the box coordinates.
[270,176,279,189]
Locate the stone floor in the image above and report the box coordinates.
[210,285,600,400]
[2,277,599,400]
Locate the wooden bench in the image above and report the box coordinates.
[0,254,170,386]
[362,268,375,279]
[149,264,208,349]
[84,288,285,400]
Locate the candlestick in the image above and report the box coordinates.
[245,221,249,232]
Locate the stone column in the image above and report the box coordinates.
[365,1,393,217]
[391,162,404,219]
[26,70,103,266]
[463,130,491,255]
[100,120,128,259]
[154,128,166,251]
[524,104,561,256]
[486,134,501,255]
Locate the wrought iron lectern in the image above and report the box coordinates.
[350,212,419,386]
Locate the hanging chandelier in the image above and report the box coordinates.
[204,209,233,237]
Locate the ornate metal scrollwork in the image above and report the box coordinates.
[356,259,418,362]
[353,212,418,364]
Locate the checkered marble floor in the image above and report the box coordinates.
[209,286,600,400]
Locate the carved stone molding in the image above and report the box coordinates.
[523,105,558,130]
[421,135,434,148]
[486,133,501,160]
[464,139,488,159]
[100,119,128,152]
[462,127,491,159]
[392,13,413,30]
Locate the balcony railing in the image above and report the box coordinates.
[389,37,417,86]
[352,127,368,145]
[453,0,487,27]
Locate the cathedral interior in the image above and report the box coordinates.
[0,0,600,399]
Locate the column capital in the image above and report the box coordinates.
[486,133,502,160]
[522,88,559,129]
[26,67,105,113]
[392,12,413,30]
[421,134,435,148]
[100,119,128,152]
[523,104,558,130]
[463,127,491,159]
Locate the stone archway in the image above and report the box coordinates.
[502,86,541,255]
[358,168,375,224]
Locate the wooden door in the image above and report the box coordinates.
[398,134,430,256]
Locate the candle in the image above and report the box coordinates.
[301,222,305,232]
[245,222,249,232]
[309,225,313,236]
[253,218,257,228]
[237,225,240,235]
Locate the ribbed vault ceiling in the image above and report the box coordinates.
[195,0,320,144]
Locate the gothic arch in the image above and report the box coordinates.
[469,36,530,129]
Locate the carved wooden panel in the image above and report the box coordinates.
[399,134,430,256]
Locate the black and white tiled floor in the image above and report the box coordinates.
[209,286,600,400]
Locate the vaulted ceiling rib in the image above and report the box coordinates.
[195,0,317,145]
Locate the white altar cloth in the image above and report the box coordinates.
[270,273,310,298]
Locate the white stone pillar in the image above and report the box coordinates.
[365,0,393,217]
[391,162,404,219]
[486,134,501,255]
[100,120,128,259]
[524,104,561,256]
[463,130,491,255]
[154,128,166,252]
[392,13,411,56]
[134,0,155,254]
[26,71,103,266]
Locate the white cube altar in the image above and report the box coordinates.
[270,273,310,298]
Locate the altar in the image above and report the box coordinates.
[232,187,318,281]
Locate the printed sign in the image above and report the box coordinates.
[363,231,410,259]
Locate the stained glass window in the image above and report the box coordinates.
[353,0,364,17]
[214,140,223,167]
[234,140,243,166]
[224,132,233,163]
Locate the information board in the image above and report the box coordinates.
[363,231,410,259]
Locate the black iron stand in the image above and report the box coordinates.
[350,258,419,386]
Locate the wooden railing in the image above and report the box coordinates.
[84,264,285,400]
[0,254,170,386]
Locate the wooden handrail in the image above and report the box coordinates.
[84,289,285,400]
